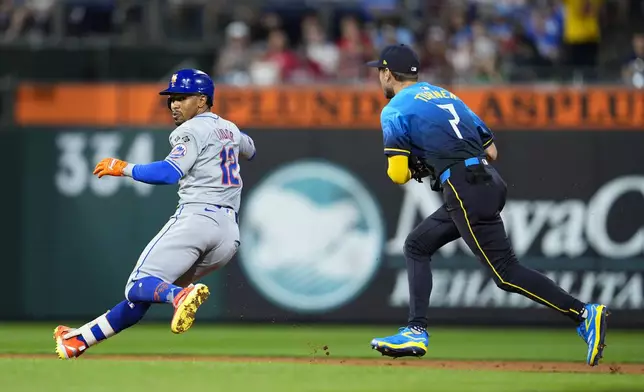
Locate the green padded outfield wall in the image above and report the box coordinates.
[4,126,644,327]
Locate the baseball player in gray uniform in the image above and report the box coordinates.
[54,69,256,359]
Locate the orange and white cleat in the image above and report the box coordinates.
[53,325,87,359]
[170,283,210,334]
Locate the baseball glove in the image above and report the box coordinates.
[408,155,431,183]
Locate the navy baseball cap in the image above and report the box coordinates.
[366,44,420,74]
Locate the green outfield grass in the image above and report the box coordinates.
[1,323,643,392]
[2,323,642,362]
[2,359,643,392]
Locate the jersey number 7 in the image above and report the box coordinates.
[220,146,240,186]
[437,103,463,139]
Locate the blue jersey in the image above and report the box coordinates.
[380,82,494,175]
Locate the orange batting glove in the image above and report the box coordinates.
[93,158,128,178]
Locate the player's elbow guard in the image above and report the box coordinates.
[387,156,411,185]
[387,168,411,184]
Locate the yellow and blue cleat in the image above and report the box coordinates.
[170,283,210,334]
[370,327,429,358]
[577,303,609,366]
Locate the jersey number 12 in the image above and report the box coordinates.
[220,147,240,186]
[437,104,463,139]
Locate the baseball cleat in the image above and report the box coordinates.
[170,283,210,334]
[577,303,609,366]
[53,325,87,359]
[370,327,429,358]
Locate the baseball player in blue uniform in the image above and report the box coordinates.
[366,45,608,367]
[53,69,256,359]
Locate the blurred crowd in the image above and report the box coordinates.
[212,0,644,86]
[1,0,643,86]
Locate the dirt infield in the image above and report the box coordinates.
[2,354,643,375]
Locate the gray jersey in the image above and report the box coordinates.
[123,112,251,296]
[164,112,256,211]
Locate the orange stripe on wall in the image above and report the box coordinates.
[14,84,644,130]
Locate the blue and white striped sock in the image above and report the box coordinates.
[75,300,150,347]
